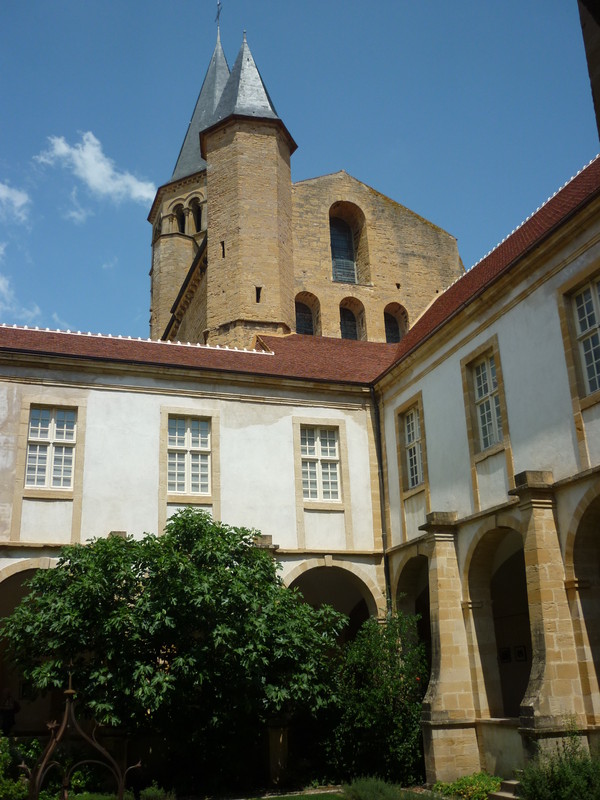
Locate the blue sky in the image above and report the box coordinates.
[0,1,597,339]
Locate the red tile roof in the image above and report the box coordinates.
[1,156,599,388]
[0,326,397,385]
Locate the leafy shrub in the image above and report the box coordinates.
[342,776,401,800]
[328,612,428,785]
[140,782,176,800]
[433,771,501,799]
[342,778,437,800]
[518,733,600,800]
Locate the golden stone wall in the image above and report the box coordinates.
[291,171,464,341]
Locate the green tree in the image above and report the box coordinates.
[2,510,346,788]
[328,611,428,785]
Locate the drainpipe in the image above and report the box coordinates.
[370,385,392,613]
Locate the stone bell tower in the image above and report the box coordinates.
[199,33,297,347]
[148,32,230,341]
[148,32,296,348]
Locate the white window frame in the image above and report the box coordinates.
[573,279,600,395]
[473,354,503,450]
[167,415,211,495]
[300,426,341,501]
[403,407,423,489]
[25,406,77,489]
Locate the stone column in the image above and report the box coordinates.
[420,512,481,783]
[509,471,586,749]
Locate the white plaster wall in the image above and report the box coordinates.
[80,391,160,539]
[21,499,72,543]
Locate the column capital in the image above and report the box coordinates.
[508,470,555,508]
[419,510,458,536]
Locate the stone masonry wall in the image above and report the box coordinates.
[292,171,464,341]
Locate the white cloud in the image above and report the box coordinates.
[36,131,156,205]
[100,256,118,271]
[0,243,6,262]
[65,188,92,224]
[51,311,73,330]
[0,182,31,223]
[0,272,41,325]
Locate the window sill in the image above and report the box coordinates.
[303,501,345,512]
[474,441,506,464]
[167,493,213,505]
[580,389,600,411]
[23,489,74,500]
[402,484,426,500]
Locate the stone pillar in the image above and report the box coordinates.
[420,512,481,783]
[509,471,586,749]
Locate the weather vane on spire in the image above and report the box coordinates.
[215,0,222,27]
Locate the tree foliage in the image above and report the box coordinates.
[2,510,346,759]
[327,611,428,785]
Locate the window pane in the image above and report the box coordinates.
[300,427,316,456]
[190,453,209,494]
[167,451,186,492]
[321,462,339,500]
[407,442,422,488]
[52,445,74,488]
[168,417,186,447]
[55,409,76,441]
[330,218,356,283]
[340,307,358,340]
[576,287,596,334]
[302,459,318,499]
[190,419,210,449]
[319,429,337,458]
[384,312,401,344]
[26,444,48,486]
[29,408,51,439]
[583,332,600,393]
[475,361,489,400]
[478,398,494,449]
[295,302,314,335]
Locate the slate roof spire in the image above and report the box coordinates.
[171,29,230,181]
[204,32,296,153]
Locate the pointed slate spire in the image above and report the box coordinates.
[211,32,280,124]
[171,30,230,181]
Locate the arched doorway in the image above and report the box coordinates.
[572,495,600,721]
[395,555,431,672]
[468,529,532,718]
[0,567,59,733]
[289,565,376,641]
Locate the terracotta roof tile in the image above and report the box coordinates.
[0,327,396,385]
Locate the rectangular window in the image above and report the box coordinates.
[300,426,340,501]
[167,416,210,495]
[25,407,76,489]
[573,279,600,395]
[474,354,503,450]
[403,407,423,488]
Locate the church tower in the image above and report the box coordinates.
[149,32,296,348]
[148,32,230,341]
[200,33,296,347]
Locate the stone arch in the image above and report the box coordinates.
[466,526,531,718]
[566,488,600,722]
[329,201,370,284]
[384,302,408,343]
[339,297,366,341]
[295,291,321,336]
[173,204,186,234]
[395,554,431,671]
[189,197,204,234]
[0,558,57,733]
[283,558,386,617]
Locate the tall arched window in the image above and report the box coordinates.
[190,199,203,234]
[340,307,358,340]
[330,218,356,283]
[295,302,314,335]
